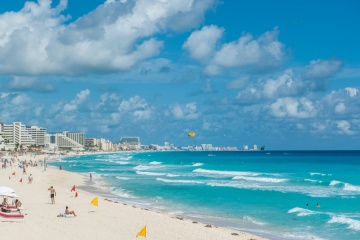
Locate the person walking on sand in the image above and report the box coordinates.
[48,186,56,204]
[28,174,33,184]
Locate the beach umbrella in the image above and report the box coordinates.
[0,186,19,198]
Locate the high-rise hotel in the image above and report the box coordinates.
[0,122,46,146]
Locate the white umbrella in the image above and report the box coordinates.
[0,186,19,198]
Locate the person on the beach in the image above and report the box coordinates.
[1,198,8,206]
[90,173,92,181]
[15,199,22,208]
[48,186,56,204]
[65,206,76,216]
[23,165,26,174]
[28,174,33,183]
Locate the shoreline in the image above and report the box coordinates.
[1,152,268,240]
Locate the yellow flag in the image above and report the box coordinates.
[91,197,98,206]
[136,226,146,238]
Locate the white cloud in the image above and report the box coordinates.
[211,28,284,70]
[236,69,301,103]
[167,102,200,120]
[11,93,31,105]
[226,76,250,90]
[302,59,341,80]
[183,27,285,75]
[334,102,346,114]
[337,120,356,135]
[119,96,147,111]
[0,0,215,75]
[183,25,224,62]
[345,87,358,97]
[322,87,360,117]
[133,109,152,120]
[8,76,56,92]
[270,97,317,118]
[63,89,90,112]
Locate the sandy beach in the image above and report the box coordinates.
[0,153,268,240]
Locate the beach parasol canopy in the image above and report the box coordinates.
[0,186,19,198]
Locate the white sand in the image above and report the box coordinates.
[0,153,268,240]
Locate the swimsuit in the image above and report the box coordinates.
[50,194,54,198]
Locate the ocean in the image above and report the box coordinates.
[50,151,360,240]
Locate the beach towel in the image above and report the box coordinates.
[57,211,74,218]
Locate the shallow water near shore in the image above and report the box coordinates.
[50,150,360,240]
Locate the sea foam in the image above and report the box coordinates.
[156,178,204,184]
[233,176,287,183]
[287,207,319,217]
[192,163,204,167]
[193,168,259,177]
[328,216,360,231]
[136,171,166,176]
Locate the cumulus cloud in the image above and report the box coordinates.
[183,25,223,62]
[212,28,284,68]
[185,27,285,75]
[345,87,358,97]
[0,0,215,75]
[270,97,317,118]
[302,59,342,80]
[118,96,152,120]
[322,87,360,117]
[0,92,33,122]
[166,102,200,120]
[48,89,91,123]
[8,76,56,92]
[226,76,250,90]
[337,120,356,135]
[236,69,302,104]
[63,89,90,112]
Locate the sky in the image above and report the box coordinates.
[0,0,359,150]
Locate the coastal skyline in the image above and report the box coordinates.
[0,0,359,150]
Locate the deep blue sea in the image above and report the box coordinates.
[50,151,360,240]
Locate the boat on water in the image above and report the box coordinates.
[208,154,216,157]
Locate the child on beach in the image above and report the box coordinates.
[28,174,33,183]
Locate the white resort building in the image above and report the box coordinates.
[45,131,85,150]
[119,137,141,150]
[0,122,45,147]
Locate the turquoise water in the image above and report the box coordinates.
[50,151,360,240]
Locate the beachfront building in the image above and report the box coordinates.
[25,125,47,146]
[85,138,116,151]
[45,132,85,150]
[85,138,98,149]
[0,136,5,150]
[119,137,141,150]
[0,122,36,147]
[201,144,213,151]
[97,138,116,151]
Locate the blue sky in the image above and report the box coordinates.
[0,0,359,150]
